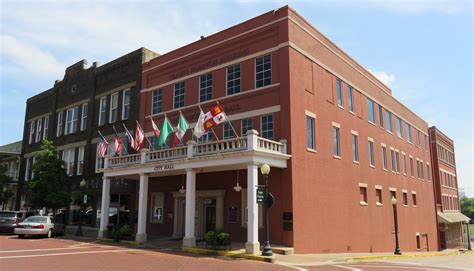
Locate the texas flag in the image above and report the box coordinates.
[203,104,227,130]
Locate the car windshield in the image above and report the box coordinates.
[0,212,16,218]
[23,216,47,223]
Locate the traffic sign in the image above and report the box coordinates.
[256,188,265,204]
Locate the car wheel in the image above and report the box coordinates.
[47,229,52,238]
[18,234,24,239]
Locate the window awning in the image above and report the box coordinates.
[437,212,471,224]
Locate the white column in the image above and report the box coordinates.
[98,177,111,237]
[246,162,260,254]
[183,169,196,247]
[136,173,149,242]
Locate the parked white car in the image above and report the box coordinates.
[14,216,65,238]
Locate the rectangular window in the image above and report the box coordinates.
[307,116,315,150]
[403,192,408,206]
[385,110,392,133]
[396,116,402,137]
[417,130,421,148]
[29,121,35,144]
[395,151,400,173]
[152,89,163,115]
[406,123,412,143]
[56,112,63,137]
[98,97,107,126]
[65,107,79,135]
[35,119,42,142]
[80,103,88,131]
[255,55,271,88]
[402,154,407,175]
[378,105,384,127]
[109,92,118,123]
[352,134,359,162]
[359,186,368,205]
[420,161,424,179]
[31,157,36,179]
[150,193,164,223]
[382,146,387,170]
[367,98,375,123]
[426,164,431,180]
[261,115,274,139]
[376,188,383,205]
[122,89,130,120]
[348,85,354,112]
[25,158,31,181]
[62,148,75,176]
[410,157,414,177]
[227,64,241,95]
[412,193,417,206]
[333,126,341,157]
[241,118,253,136]
[336,79,343,107]
[390,191,397,201]
[43,117,49,140]
[390,149,396,172]
[77,146,84,175]
[174,82,185,109]
[368,141,375,166]
[223,122,234,139]
[416,161,421,178]
[199,73,213,102]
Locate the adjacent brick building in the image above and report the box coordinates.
[97,6,440,254]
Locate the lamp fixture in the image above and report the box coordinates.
[233,170,242,192]
[179,175,186,194]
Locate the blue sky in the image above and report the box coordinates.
[0,0,472,195]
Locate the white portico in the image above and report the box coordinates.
[97,130,290,254]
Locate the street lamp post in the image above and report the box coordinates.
[391,196,401,255]
[466,222,472,251]
[260,164,272,257]
[76,179,87,236]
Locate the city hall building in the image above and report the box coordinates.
[97,6,439,254]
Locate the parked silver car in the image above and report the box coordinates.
[14,216,65,238]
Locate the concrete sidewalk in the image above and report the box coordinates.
[274,249,474,266]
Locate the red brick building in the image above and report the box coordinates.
[98,6,439,254]
[429,126,469,249]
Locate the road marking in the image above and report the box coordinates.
[0,249,139,259]
[334,265,362,271]
[69,240,100,247]
[0,246,115,254]
[347,264,444,270]
[276,263,308,271]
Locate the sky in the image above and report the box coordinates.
[0,0,472,195]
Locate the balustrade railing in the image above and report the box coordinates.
[147,146,187,162]
[194,137,247,156]
[108,153,141,167]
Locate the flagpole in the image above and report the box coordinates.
[122,122,136,153]
[176,111,186,146]
[198,104,219,141]
[216,101,239,138]
[112,125,128,155]
[97,130,106,141]
[136,120,155,151]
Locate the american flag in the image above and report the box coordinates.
[97,136,109,158]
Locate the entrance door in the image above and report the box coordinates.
[205,199,216,232]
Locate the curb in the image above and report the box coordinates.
[345,250,474,262]
[182,246,275,263]
[96,237,141,246]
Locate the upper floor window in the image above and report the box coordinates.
[307,116,315,150]
[77,146,84,175]
[122,89,130,120]
[199,73,213,102]
[223,122,234,139]
[43,116,49,140]
[416,130,422,148]
[390,149,396,172]
[35,119,42,143]
[382,146,388,170]
[62,148,75,176]
[98,97,107,126]
[256,55,271,88]
[80,103,88,131]
[56,112,64,137]
[174,82,185,109]
[109,92,119,123]
[25,158,31,181]
[332,126,341,157]
[406,123,412,143]
[65,107,79,135]
[395,116,402,138]
[410,157,414,177]
[152,89,163,115]
[385,110,392,133]
[426,164,431,180]
[367,98,375,123]
[227,64,241,95]
[241,118,252,136]
[402,154,407,175]
[378,105,384,127]
[368,140,375,166]
[336,79,343,107]
[352,134,359,162]
[261,114,273,140]
[348,86,354,112]
[29,121,35,144]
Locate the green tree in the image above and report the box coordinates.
[0,165,14,207]
[461,196,474,222]
[28,140,70,211]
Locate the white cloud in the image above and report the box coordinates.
[362,0,472,14]
[1,35,64,76]
[368,69,396,87]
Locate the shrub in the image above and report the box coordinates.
[113,224,132,241]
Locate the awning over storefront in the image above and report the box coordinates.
[437,212,471,224]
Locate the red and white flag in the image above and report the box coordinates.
[134,121,145,151]
[151,118,160,138]
[114,135,122,156]
[97,136,109,158]
[203,104,227,130]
